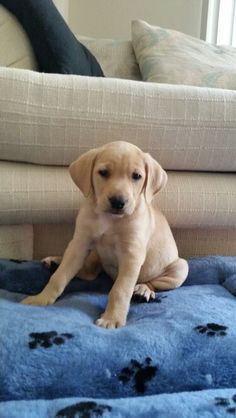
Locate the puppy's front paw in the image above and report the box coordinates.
[21,293,56,306]
[96,314,126,329]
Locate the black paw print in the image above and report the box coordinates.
[56,401,112,418]
[118,357,158,393]
[215,394,236,415]
[132,294,167,304]
[29,331,73,349]
[194,323,228,337]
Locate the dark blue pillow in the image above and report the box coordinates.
[0,0,104,76]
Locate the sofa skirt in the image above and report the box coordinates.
[0,223,235,260]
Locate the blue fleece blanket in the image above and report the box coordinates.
[0,256,236,417]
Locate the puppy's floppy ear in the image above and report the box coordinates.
[144,153,168,203]
[69,149,98,197]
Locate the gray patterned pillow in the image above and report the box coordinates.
[132,19,236,89]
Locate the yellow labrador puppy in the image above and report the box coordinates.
[22,141,188,328]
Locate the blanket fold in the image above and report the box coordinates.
[1,388,236,418]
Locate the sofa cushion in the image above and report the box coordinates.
[0,0,104,76]
[0,67,236,172]
[0,5,37,70]
[132,19,236,89]
[0,161,235,229]
[79,35,141,80]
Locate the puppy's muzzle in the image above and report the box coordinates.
[109,195,128,213]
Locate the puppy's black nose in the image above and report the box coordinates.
[109,196,126,210]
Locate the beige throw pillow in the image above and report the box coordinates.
[132,19,236,89]
[79,35,141,80]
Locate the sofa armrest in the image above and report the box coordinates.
[0,66,236,171]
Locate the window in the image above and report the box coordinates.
[206,0,236,46]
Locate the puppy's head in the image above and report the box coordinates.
[69,141,167,216]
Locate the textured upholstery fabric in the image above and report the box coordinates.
[0,225,33,259]
[33,224,236,260]
[0,162,76,224]
[0,67,235,171]
[174,229,236,258]
[0,5,37,70]
[0,161,235,228]
[33,223,74,260]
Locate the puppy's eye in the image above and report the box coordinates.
[132,172,142,181]
[98,169,110,178]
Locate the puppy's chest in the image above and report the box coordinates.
[95,231,120,279]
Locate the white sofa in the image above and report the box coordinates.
[0,6,235,260]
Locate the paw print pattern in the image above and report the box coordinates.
[56,401,112,418]
[118,357,158,393]
[29,331,73,349]
[194,323,228,337]
[215,394,236,415]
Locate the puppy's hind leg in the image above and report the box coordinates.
[42,251,102,280]
[133,284,156,302]
[78,249,102,280]
[41,256,62,267]
[147,258,189,292]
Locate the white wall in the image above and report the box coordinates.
[68,0,206,39]
[53,0,69,22]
